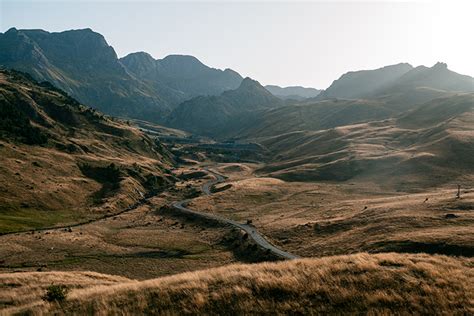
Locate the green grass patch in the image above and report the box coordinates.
[0,205,84,233]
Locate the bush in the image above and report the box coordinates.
[43,284,68,302]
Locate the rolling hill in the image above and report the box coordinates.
[256,93,474,188]
[0,69,175,233]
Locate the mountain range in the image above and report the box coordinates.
[0,28,243,121]
[0,28,330,122]
[2,27,474,188]
[0,28,323,123]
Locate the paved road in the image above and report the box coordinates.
[172,169,299,260]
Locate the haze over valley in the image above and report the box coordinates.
[0,1,473,314]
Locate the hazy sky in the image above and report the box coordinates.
[1,0,473,88]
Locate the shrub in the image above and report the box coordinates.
[43,284,69,302]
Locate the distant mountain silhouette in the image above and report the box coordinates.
[317,62,474,112]
[383,62,474,92]
[0,28,243,122]
[367,62,474,111]
[265,85,321,100]
[318,63,413,100]
[120,52,242,99]
[166,78,283,136]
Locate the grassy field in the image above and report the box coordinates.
[190,163,474,258]
[0,194,236,280]
[3,252,472,315]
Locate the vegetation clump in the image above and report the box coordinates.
[43,284,68,302]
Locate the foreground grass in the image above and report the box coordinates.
[3,252,473,315]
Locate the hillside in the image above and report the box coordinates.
[265,84,321,100]
[0,69,174,233]
[233,98,396,139]
[0,28,243,122]
[317,63,413,99]
[201,63,474,141]
[381,62,474,94]
[4,253,473,315]
[256,94,474,187]
[369,62,474,111]
[317,62,474,113]
[166,78,284,137]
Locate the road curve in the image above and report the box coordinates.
[172,168,299,260]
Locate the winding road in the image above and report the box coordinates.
[172,168,299,260]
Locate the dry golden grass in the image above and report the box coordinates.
[3,252,473,315]
[0,271,131,313]
[0,69,174,233]
[251,94,474,188]
[0,196,236,280]
[190,163,474,258]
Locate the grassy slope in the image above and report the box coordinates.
[255,94,474,188]
[0,70,174,233]
[3,253,473,315]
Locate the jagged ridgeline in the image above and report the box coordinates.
[0,69,175,233]
[0,28,243,121]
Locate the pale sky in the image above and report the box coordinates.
[1,0,473,89]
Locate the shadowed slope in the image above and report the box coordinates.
[166,78,283,136]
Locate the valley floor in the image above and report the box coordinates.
[1,160,473,314]
[0,193,235,280]
[190,163,474,258]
